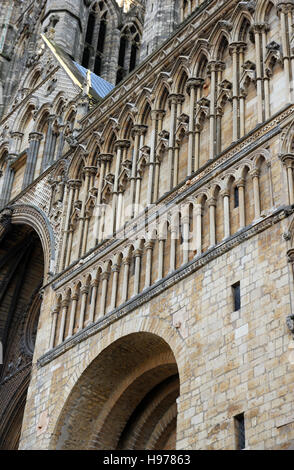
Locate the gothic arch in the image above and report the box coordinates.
[0,204,56,279]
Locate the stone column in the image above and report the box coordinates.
[147,111,164,205]
[0,155,16,208]
[155,236,164,281]
[277,2,292,101]
[207,62,217,160]
[144,241,154,289]
[133,249,142,296]
[22,132,43,189]
[250,169,261,218]
[78,286,89,331]
[186,78,198,176]
[113,140,130,229]
[195,202,202,255]
[239,89,247,138]
[280,154,294,205]
[49,306,59,350]
[67,293,79,338]
[208,197,216,247]
[99,271,110,317]
[121,256,130,303]
[252,24,266,123]
[131,126,146,211]
[110,264,120,310]
[237,179,246,229]
[168,94,184,191]
[229,42,247,141]
[58,299,69,345]
[77,166,95,257]
[181,208,190,265]
[41,115,55,171]
[95,154,113,244]
[169,225,178,273]
[59,180,77,271]
[222,190,231,239]
[89,279,99,324]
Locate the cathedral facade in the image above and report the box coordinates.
[0,0,294,450]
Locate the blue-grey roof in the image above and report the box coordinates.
[74,62,114,99]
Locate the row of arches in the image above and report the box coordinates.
[52,149,276,346]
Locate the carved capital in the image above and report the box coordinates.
[186,77,204,94]
[280,153,294,167]
[168,93,185,106]
[132,124,148,137]
[229,41,247,54]
[115,139,130,150]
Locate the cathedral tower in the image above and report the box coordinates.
[140,0,180,60]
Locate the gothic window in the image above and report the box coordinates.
[116,24,141,85]
[82,2,109,76]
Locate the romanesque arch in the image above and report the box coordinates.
[50,332,180,450]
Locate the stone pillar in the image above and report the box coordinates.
[133,249,142,296]
[186,78,199,175]
[95,154,113,244]
[49,306,59,350]
[250,169,261,218]
[67,293,78,338]
[237,179,246,229]
[169,224,178,273]
[277,2,292,101]
[195,203,202,255]
[207,62,217,160]
[208,197,216,247]
[58,299,69,345]
[110,264,120,310]
[113,140,130,229]
[78,286,88,331]
[280,154,294,205]
[22,132,43,189]
[89,279,99,324]
[121,256,130,303]
[157,238,165,281]
[222,190,231,239]
[147,111,164,205]
[131,126,146,211]
[0,155,16,208]
[99,271,109,317]
[77,166,95,257]
[41,115,55,171]
[252,24,266,123]
[168,94,184,190]
[181,208,190,265]
[144,241,154,289]
[229,42,247,141]
[60,179,81,270]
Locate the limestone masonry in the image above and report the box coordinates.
[0,0,294,450]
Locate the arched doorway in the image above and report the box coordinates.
[51,333,180,450]
[0,224,44,449]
